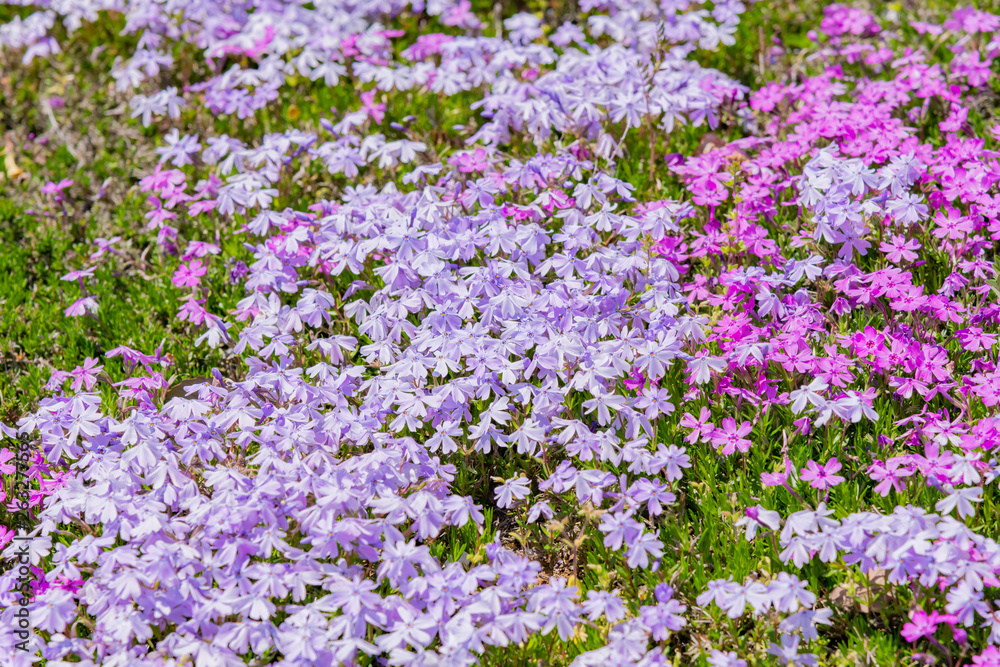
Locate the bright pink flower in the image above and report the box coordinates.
[360,90,386,124]
[172,260,207,288]
[932,207,974,240]
[869,458,914,496]
[623,368,646,391]
[970,646,1000,666]
[0,449,14,475]
[41,178,73,195]
[799,457,845,490]
[902,609,938,642]
[901,609,955,643]
[879,234,921,263]
[761,458,797,487]
[679,407,714,444]
[69,357,103,392]
[177,298,209,326]
[710,417,752,456]
[64,296,98,317]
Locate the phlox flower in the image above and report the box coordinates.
[735,505,781,540]
[598,510,641,551]
[879,234,921,263]
[494,476,530,508]
[780,608,833,641]
[651,444,691,482]
[194,314,230,348]
[374,605,437,652]
[710,417,752,455]
[60,266,97,281]
[708,650,747,667]
[625,531,663,569]
[0,448,15,475]
[886,193,928,225]
[528,577,581,641]
[957,326,997,353]
[359,90,386,124]
[792,417,811,435]
[687,353,727,384]
[182,240,221,259]
[901,609,952,643]
[679,407,714,444]
[717,579,770,618]
[768,573,816,613]
[790,376,829,412]
[582,391,625,426]
[41,178,73,195]
[940,105,969,133]
[172,260,208,288]
[582,589,626,623]
[932,207,974,240]
[762,458,797,487]
[68,357,103,392]
[780,503,837,542]
[43,370,72,392]
[623,367,646,391]
[697,579,737,609]
[935,485,982,519]
[767,633,817,667]
[968,647,1000,666]
[635,386,675,419]
[176,298,208,326]
[639,598,687,639]
[33,588,77,633]
[441,0,479,29]
[868,458,914,496]
[799,457,845,490]
[156,128,201,167]
[64,296,98,317]
[526,500,553,523]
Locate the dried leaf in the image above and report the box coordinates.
[4,140,24,180]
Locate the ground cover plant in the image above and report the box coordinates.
[3,0,1000,665]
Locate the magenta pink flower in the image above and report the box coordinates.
[879,234,921,263]
[901,609,955,643]
[177,298,209,326]
[0,448,14,475]
[69,357,103,392]
[869,458,915,496]
[761,458,797,487]
[64,296,98,317]
[360,90,386,124]
[172,259,208,288]
[799,457,845,490]
[902,609,938,643]
[709,417,752,456]
[679,407,714,444]
[41,178,73,195]
[932,207,974,240]
[970,647,1000,666]
[623,368,647,391]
